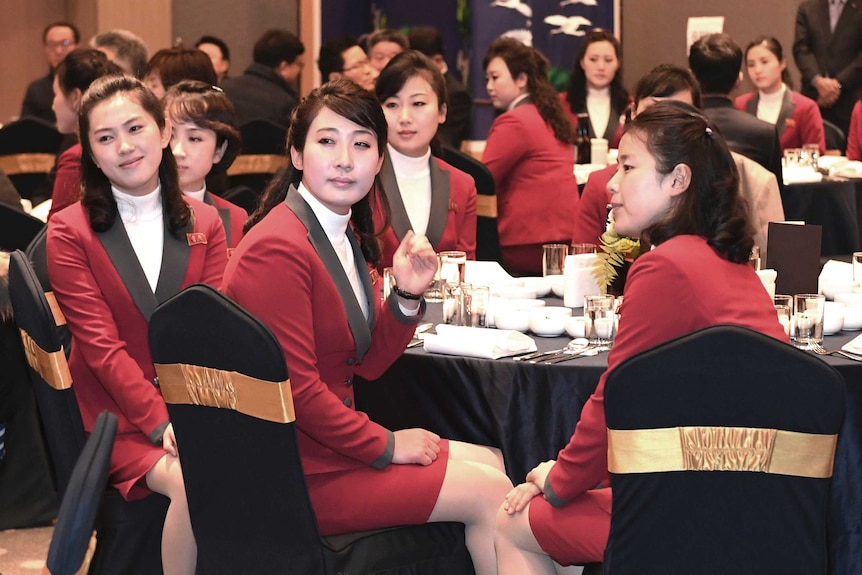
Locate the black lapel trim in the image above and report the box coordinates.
[426,158,450,247]
[745,94,759,116]
[204,191,232,246]
[97,216,159,320]
[379,152,412,241]
[285,187,373,361]
[776,90,796,138]
[154,216,190,306]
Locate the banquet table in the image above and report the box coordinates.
[781,177,862,256]
[355,301,862,575]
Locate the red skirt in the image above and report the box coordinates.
[529,486,611,565]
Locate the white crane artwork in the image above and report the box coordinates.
[490,0,533,19]
[544,14,593,36]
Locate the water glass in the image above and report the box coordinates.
[542,243,569,276]
[792,293,825,349]
[381,267,394,301]
[774,294,792,336]
[584,294,616,345]
[570,243,598,255]
[439,250,467,285]
[469,285,490,328]
[424,256,443,303]
[748,245,761,271]
[443,281,472,326]
[802,143,820,170]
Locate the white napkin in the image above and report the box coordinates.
[842,333,862,354]
[819,260,854,296]
[783,166,823,185]
[834,160,862,179]
[422,324,537,359]
[464,260,513,286]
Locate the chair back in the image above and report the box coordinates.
[8,250,84,494]
[603,324,845,575]
[24,227,72,358]
[0,118,62,203]
[239,119,287,155]
[148,283,327,574]
[0,203,45,252]
[45,410,117,575]
[440,145,502,263]
[823,119,846,154]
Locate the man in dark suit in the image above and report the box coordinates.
[793,0,862,140]
[20,22,79,124]
[221,29,304,130]
[408,26,473,150]
[689,33,783,187]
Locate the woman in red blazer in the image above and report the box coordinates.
[494,102,788,573]
[222,80,512,575]
[164,80,248,250]
[373,50,477,270]
[735,36,826,154]
[48,75,227,575]
[559,29,630,150]
[482,38,579,276]
[847,100,862,160]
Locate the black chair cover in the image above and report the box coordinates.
[823,119,847,154]
[0,204,45,252]
[603,324,846,575]
[46,410,117,575]
[8,250,167,574]
[440,146,502,264]
[149,284,476,575]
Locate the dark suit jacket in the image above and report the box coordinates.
[735,89,826,153]
[375,153,477,270]
[793,0,862,134]
[701,96,783,186]
[221,63,299,130]
[20,73,55,125]
[437,73,472,149]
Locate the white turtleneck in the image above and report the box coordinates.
[507,93,530,111]
[586,86,611,139]
[183,184,207,203]
[113,185,164,293]
[756,83,787,126]
[388,144,432,235]
[296,182,369,319]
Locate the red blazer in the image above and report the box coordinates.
[482,102,580,251]
[543,235,789,505]
[47,198,227,498]
[205,191,247,249]
[735,89,826,154]
[49,143,82,220]
[375,153,477,270]
[558,92,625,148]
[222,187,421,477]
[848,100,862,161]
[572,165,616,245]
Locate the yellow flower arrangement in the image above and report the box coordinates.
[592,214,641,294]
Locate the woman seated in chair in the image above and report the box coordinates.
[373,50,477,270]
[163,80,247,249]
[493,101,789,574]
[735,36,826,154]
[221,80,512,575]
[48,75,228,575]
[482,38,579,276]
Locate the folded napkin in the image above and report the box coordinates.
[819,259,854,295]
[464,260,513,286]
[834,160,862,179]
[842,333,862,354]
[423,324,537,359]
[783,166,823,185]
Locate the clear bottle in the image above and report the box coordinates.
[576,112,591,164]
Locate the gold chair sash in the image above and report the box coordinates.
[476,195,498,219]
[607,426,837,478]
[155,363,295,424]
[45,291,67,326]
[19,328,72,390]
[226,154,288,176]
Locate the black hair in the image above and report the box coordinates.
[744,36,793,90]
[245,80,390,265]
[78,74,190,235]
[625,100,752,263]
[196,35,230,61]
[565,29,629,121]
[43,21,80,44]
[253,29,304,68]
[688,33,743,95]
[319,35,361,81]
[633,64,702,110]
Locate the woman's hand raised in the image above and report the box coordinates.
[391,231,437,297]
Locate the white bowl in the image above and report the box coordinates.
[509,298,546,311]
[521,276,554,298]
[494,307,530,332]
[823,301,845,335]
[823,281,855,301]
[565,316,589,339]
[528,307,572,337]
[492,284,539,300]
[834,292,862,307]
[548,274,565,298]
[844,305,862,331]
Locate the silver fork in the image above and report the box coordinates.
[809,342,862,361]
